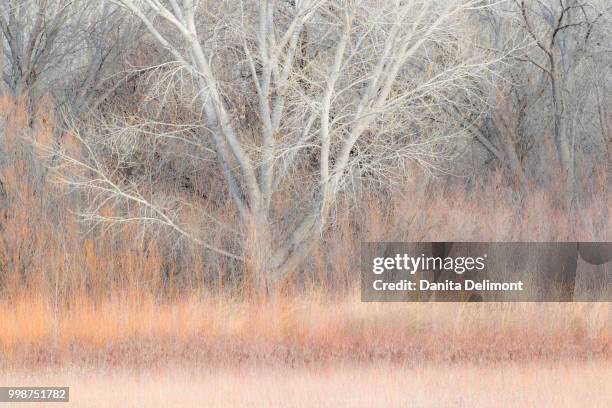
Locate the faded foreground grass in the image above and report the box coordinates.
[2,361,611,407]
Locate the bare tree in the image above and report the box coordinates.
[0,0,137,113]
[0,0,71,96]
[507,0,611,202]
[49,0,498,291]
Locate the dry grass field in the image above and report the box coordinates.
[1,293,611,368]
[0,295,610,407]
[1,293,611,406]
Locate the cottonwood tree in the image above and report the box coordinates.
[51,0,499,291]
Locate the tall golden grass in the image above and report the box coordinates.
[0,292,610,369]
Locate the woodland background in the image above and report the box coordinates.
[0,0,610,298]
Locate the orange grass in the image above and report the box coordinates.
[1,291,610,369]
